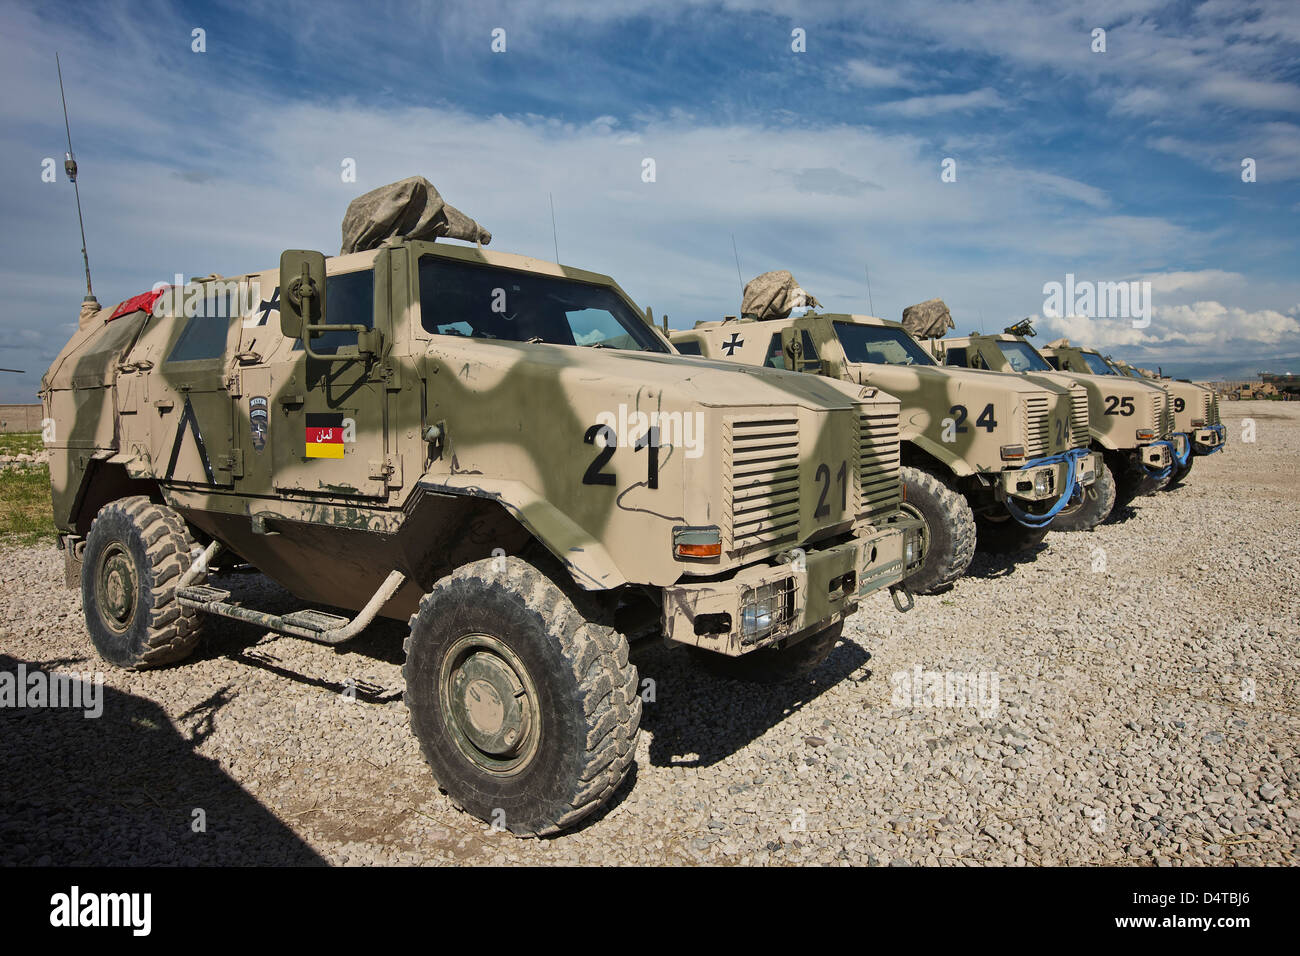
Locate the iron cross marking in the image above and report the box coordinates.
[722,332,744,356]
[253,288,280,327]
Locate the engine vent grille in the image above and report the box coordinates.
[858,406,900,522]
[1069,386,1089,447]
[1024,396,1050,457]
[726,417,801,552]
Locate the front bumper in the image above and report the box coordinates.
[1138,441,1173,472]
[1193,424,1226,455]
[999,449,1098,502]
[661,518,922,657]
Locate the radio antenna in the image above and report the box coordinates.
[548,192,560,264]
[57,54,96,307]
[731,233,743,295]
[864,262,876,316]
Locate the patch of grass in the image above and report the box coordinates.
[0,431,44,457]
[0,463,57,545]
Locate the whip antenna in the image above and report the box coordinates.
[57,53,96,308]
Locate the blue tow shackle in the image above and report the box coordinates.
[1002,446,1090,528]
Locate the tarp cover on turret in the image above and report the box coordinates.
[900,298,954,339]
[740,270,820,320]
[340,177,492,254]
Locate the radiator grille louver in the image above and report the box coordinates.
[1069,386,1089,447]
[1024,396,1050,457]
[726,418,801,552]
[858,407,900,521]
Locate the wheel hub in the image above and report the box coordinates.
[96,545,137,633]
[441,636,538,772]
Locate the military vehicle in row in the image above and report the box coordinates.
[935,328,1174,525]
[1029,343,1185,509]
[1106,358,1224,486]
[41,180,923,836]
[669,279,1097,594]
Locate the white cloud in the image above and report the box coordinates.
[875,88,1006,117]
[843,60,909,88]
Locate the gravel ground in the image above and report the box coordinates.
[2,400,1297,866]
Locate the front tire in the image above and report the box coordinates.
[1051,459,1116,531]
[403,556,639,836]
[691,621,843,684]
[1165,453,1194,488]
[974,513,1049,554]
[80,496,205,670]
[897,466,976,593]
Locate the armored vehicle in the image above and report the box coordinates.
[933,328,1174,527]
[41,224,923,836]
[1107,358,1224,486]
[670,307,1097,594]
[1012,341,1178,511]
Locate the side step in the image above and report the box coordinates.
[176,570,406,646]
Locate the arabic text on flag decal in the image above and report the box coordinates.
[305,413,345,459]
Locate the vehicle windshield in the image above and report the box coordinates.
[418,255,669,353]
[833,321,935,366]
[1119,365,1146,379]
[997,340,1053,372]
[1081,351,1117,375]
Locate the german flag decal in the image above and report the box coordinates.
[305,413,345,459]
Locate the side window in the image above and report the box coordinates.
[674,339,702,356]
[799,330,822,372]
[945,346,967,367]
[166,314,231,363]
[1046,355,1061,370]
[763,333,786,369]
[296,269,374,355]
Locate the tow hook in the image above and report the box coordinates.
[890,583,915,613]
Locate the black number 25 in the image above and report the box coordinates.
[1103,396,1135,416]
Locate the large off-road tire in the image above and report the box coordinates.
[1114,459,1158,509]
[974,513,1049,554]
[691,621,843,684]
[80,496,205,669]
[1050,459,1116,532]
[1165,453,1194,489]
[897,466,976,594]
[403,556,640,837]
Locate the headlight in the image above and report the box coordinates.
[905,536,917,565]
[740,583,781,638]
[1033,469,1052,496]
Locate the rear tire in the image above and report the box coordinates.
[80,496,205,670]
[691,621,843,684]
[974,513,1049,554]
[403,556,639,836]
[897,466,976,593]
[1051,459,1116,531]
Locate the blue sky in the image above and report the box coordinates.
[2,0,1298,400]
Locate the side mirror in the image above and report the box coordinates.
[279,250,327,339]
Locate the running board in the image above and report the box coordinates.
[176,570,407,646]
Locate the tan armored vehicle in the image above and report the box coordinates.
[40,183,923,836]
[1005,340,1178,509]
[1107,358,1224,486]
[669,286,1098,594]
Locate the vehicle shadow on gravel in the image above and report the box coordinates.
[964,542,1049,580]
[635,640,871,770]
[0,652,326,865]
